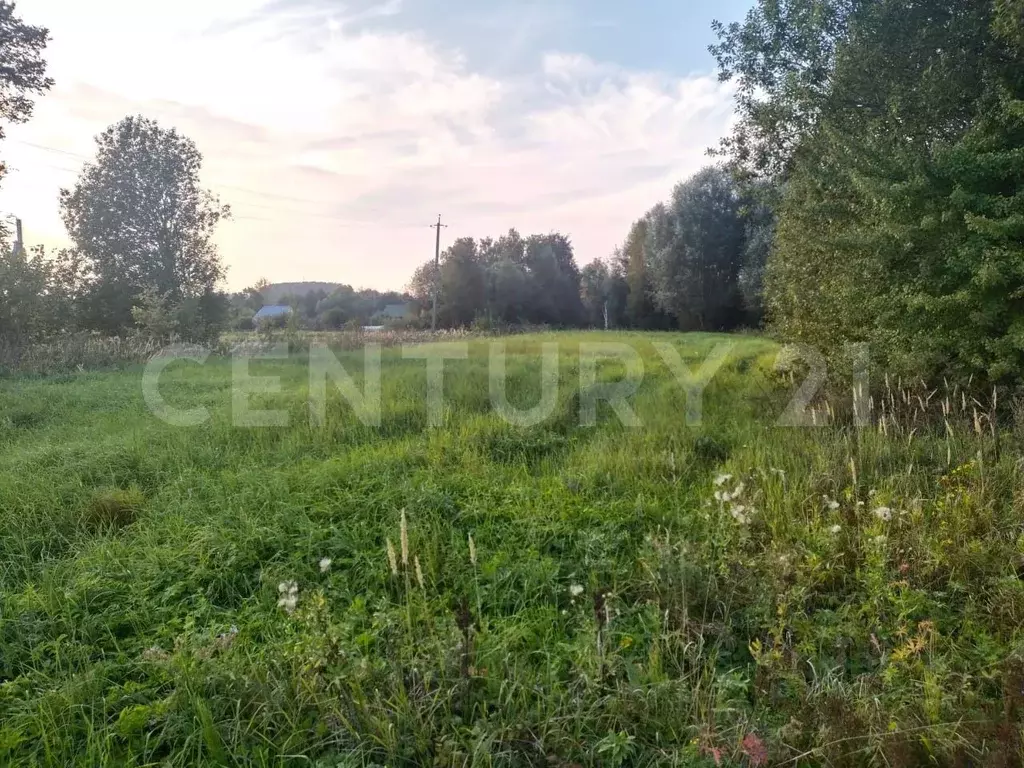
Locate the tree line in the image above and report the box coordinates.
[4,0,1022,386]
[713,0,1024,382]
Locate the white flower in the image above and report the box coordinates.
[829,524,842,534]
[730,506,750,525]
[714,473,733,487]
[824,497,840,511]
[569,584,585,597]
[319,557,332,573]
[714,490,726,502]
[277,582,299,614]
[771,468,786,478]
[733,482,746,498]
[873,506,893,521]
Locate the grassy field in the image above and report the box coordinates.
[1,331,1023,766]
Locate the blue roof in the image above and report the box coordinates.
[254,305,293,319]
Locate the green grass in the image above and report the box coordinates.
[1,331,1023,766]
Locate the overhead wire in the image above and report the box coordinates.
[2,138,428,228]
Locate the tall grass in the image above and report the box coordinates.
[0,332,1022,765]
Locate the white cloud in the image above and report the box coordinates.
[1,1,736,291]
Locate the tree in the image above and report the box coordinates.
[648,166,747,331]
[60,116,230,333]
[755,0,1024,380]
[580,260,611,328]
[0,1,53,249]
[0,2,53,168]
[523,233,584,326]
[439,237,485,327]
[407,260,440,317]
[737,181,777,326]
[0,244,50,345]
[486,259,532,324]
[710,0,859,181]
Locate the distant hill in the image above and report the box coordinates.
[261,282,340,302]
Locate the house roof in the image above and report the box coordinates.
[254,305,294,319]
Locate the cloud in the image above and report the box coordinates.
[2,0,736,291]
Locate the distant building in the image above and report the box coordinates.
[253,305,294,327]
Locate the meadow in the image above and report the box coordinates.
[1,331,1022,767]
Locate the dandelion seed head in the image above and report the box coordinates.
[714,473,733,487]
[569,584,584,597]
[873,506,893,521]
[829,524,842,534]
[319,557,332,573]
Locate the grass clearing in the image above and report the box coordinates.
[1,331,1022,766]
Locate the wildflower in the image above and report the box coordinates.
[414,555,425,589]
[400,509,409,567]
[318,557,332,573]
[829,524,842,535]
[873,506,893,521]
[386,538,398,576]
[714,473,733,487]
[569,584,585,597]
[277,581,299,613]
[215,625,239,651]
[824,497,839,511]
[714,490,726,502]
[468,533,477,566]
[142,646,169,662]
[731,505,750,525]
[770,468,785,478]
[733,482,746,498]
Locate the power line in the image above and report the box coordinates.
[5,138,361,209]
[2,152,429,228]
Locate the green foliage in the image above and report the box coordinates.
[59,116,230,335]
[710,0,859,180]
[649,167,748,330]
[406,228,585,329]
[755,0,1024,381]
[0,1,53,144]
[0,245,50,346]
[130,286,177,341]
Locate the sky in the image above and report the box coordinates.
[2,0,753,292]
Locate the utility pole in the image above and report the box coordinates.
[5,215,22,256]
[429,214,447,331]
